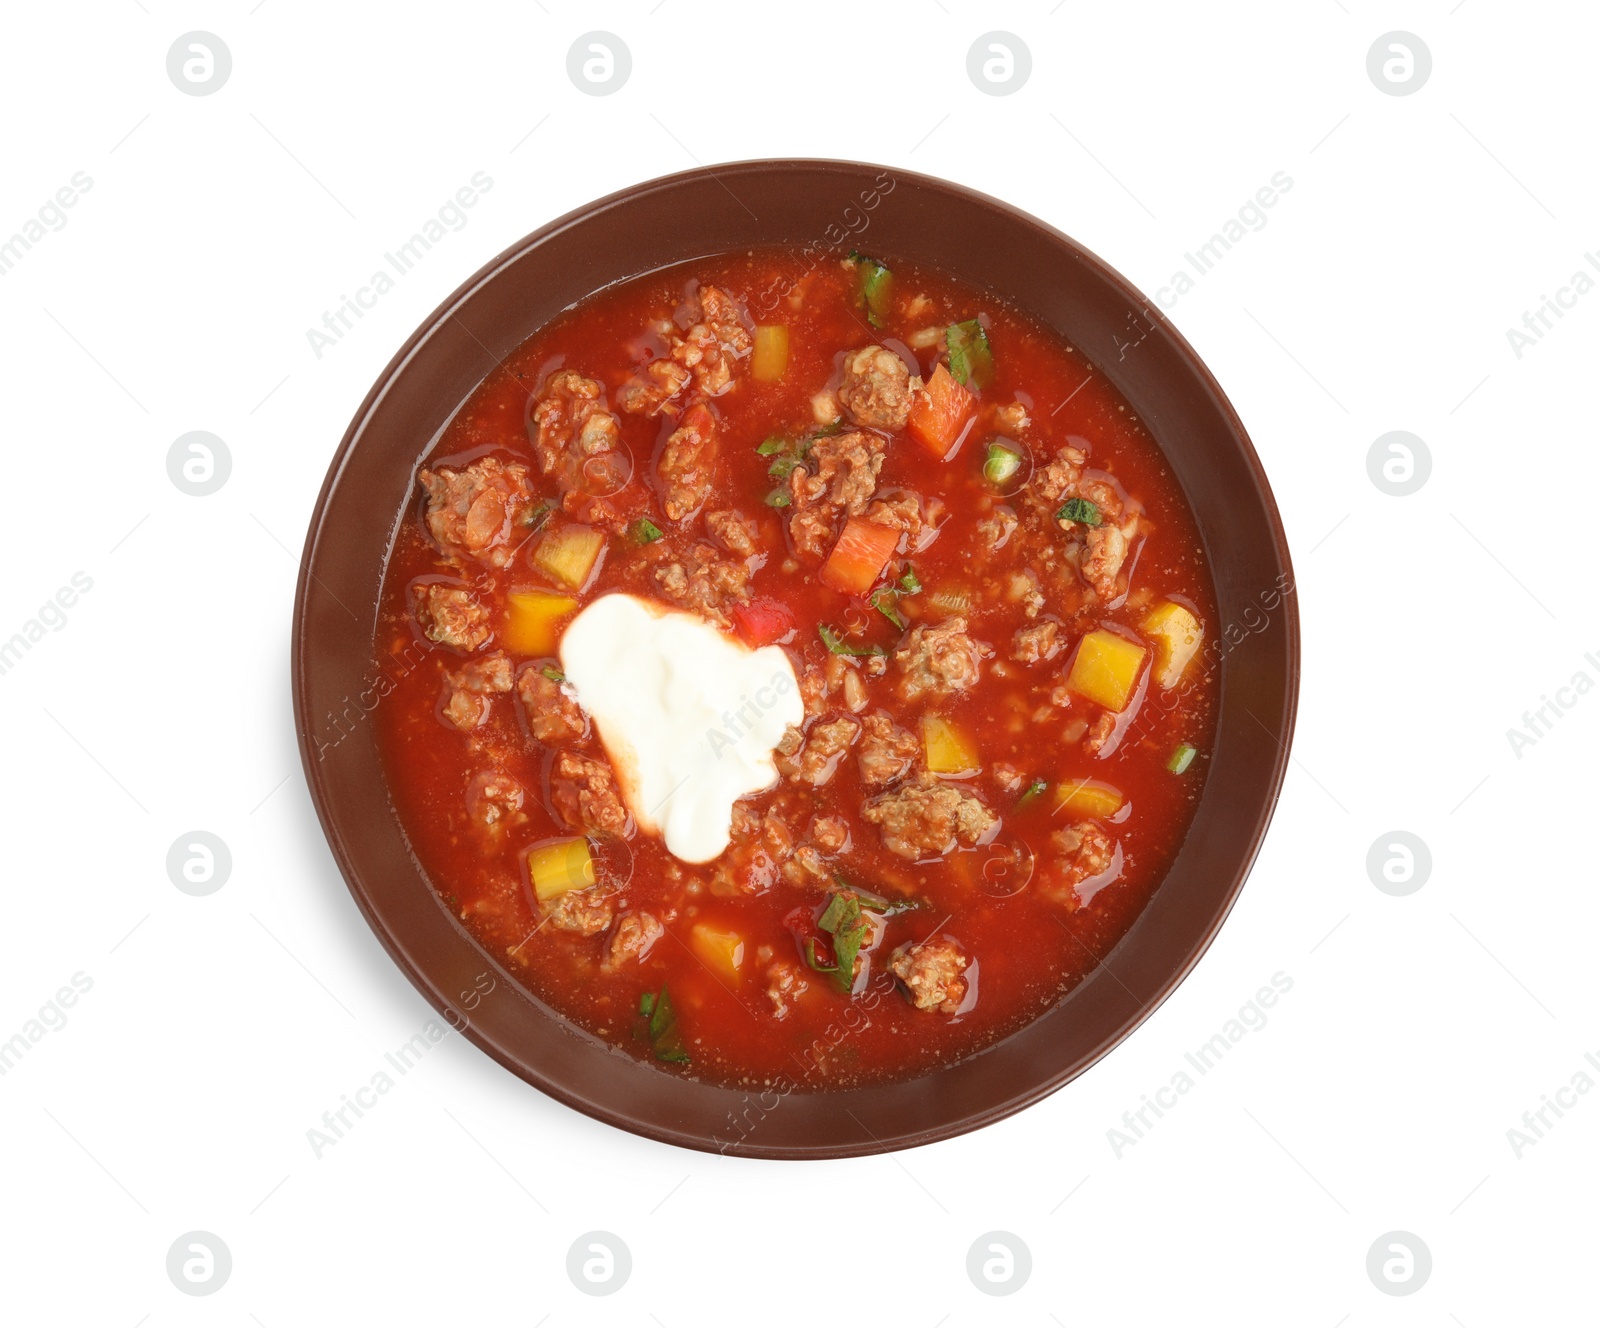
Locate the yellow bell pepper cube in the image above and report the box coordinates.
[1142,601,1203,689]
[1054,778,1125,820]
[526,837,595,902]
[533,524,605,590]
[1065,629,1147,712]
[503,589,579,656]
[922,714,979,775]
[691,923,746,981]
[751,325,789,382]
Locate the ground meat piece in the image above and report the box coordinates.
[718,802,794,895]
[992,400,1031,436]
[977,506,1018,551]
[550,752,630,837]
[515,665,587,744]
[440,652,513,730]
[783,716,860,786]
[767,960,810,1018]
[1052,821,1116,888]
[796,668,828,719]
[790,430,885,515]
[1076,477,1126,523]
[419,458,540,569]
[615,359,691,415]
[546,887,615,936]
[809,815,850,853]
[1012,621,1061,665]
[863,772,997,859]
[788,504,837,560]
[653,541,751,626]
[466,770,524,830]
[992,763,1025,795]
[759,806,796,863]
[1083,710,1118,757]
[857,712,919,788]
[416,584,492,652]
[775,725,804,761]
[1006,569,1046,618]
[894,617,986,702]
[780,844,831,887]
[658,405,717,521]
[705,508,759,557]
[838,345,915,431]
[889,935,970,1013]
[672,284,752,395]
[1029,445,1088,507]
[530,371,621,477]
[605,911,663,966]
[864,491,923,541]
[1081,523,1129,600]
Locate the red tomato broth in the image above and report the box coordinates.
[373,248,1218,1090]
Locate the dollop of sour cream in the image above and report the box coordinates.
[559,593,803,864]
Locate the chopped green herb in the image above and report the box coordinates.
[849,251,894,328]
[818,624,887,657]
[541,665,566,684]
[983,441,1023,486]
[804,890,885,993]
[524,499,556,531]
[1017,777,1049,806]
[809,418,846,438]
[757,436,812,503]
[1056,496,1103,527]
[946,318,993,388]
[631,517,663,545]
[869,588,907,630]
[836,880,924,917]
[637,984,690,1064]
[1168,743,1198,775]
[898,567,923,595]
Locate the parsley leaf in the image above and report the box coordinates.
[805,892,874,992]
[1056,496,1102,527]
[637,985,690,1064]
[631,517,663,545]
[869,587,907,630]
[818,624,886,657]
[946,318,993,388]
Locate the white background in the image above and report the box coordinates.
[1,2,1593,1321]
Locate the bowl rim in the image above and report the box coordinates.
[292,157,1300,1157]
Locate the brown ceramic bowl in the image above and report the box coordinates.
[292,159,1298,1159]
